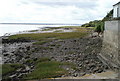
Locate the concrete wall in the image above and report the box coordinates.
[99,20,120,72]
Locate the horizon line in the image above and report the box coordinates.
[0,23,81,25]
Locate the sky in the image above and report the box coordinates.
[0,0,119,24]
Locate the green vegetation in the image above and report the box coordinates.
[94,21,104,33]
[24,57,76,79]
[81,20,100,27]
[0,64,2,76]
[2,64,23,79]
[9,29,88,41]
[74,28,89,32]
[102,9,113,21]
[25,60,66,79]
[81,9,113,33]
[25,58,51,64]
[25,61,66,79]
[2,64,23,75]
[33,40,52,45]
[9,28,88,47]
[35,58,51,63]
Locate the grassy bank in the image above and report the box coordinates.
[25,61,66,79]
[25,58,74,79]
[2,64,23,79]
[9,28,89,41]
[2,64,23,75]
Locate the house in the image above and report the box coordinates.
[113,1,120,18]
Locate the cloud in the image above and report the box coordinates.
[0,0,119,24]
[33,1,97,9]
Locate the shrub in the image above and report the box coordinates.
[94,22,104,33]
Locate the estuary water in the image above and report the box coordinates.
[0,24,76,36]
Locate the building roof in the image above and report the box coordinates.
[113,1,120,6]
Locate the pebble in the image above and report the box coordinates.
[2,36,110,79]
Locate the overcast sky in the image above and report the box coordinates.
[0,0,119,24]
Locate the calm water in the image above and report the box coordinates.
[0,24,74,36]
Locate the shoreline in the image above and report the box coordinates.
[0,25,80,37]
[2,27,117,80]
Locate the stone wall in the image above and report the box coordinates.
[99,20,120,75]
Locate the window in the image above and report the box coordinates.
[117,7,119,17]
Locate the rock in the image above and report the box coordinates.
[64,57,70,60]
[17,74,23,78]
[66,68,69,71]
[2,35,109,79]
[9,74,17,78]
[26,46,30,50]
[4,53,9,56]
[78,64,82,67]
[64,48,67,50]
[25,66,30,71]
[16,68,22,72]
[73,73,78,77]
[93,67,99,73]
[85,60,89,64]
[97,69,103,73]
[79,72,86,76]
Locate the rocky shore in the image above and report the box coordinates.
[2,32,112,81]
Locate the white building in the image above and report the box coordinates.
[113,2,120,18]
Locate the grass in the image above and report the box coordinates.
[25,61,67,79]
[0,64,2,76]
[2,64,23,76]
[74,28,88,32]
[9,31,88,41]
[33,41,49,45]
[36,58,51,63]
[24,58,76,79]
[25,57,51,64]
[9,28,89,46]
[9,29,88,47]
[33,39,53,45]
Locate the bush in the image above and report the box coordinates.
[94,22,104,33]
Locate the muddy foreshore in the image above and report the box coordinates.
[2,34,111,80]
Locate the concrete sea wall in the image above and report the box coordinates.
[99,20,120,78]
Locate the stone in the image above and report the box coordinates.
[85,60,89,64]
[79,72,86,76]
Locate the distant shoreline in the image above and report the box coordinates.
[0,25,81,36]
[0,23,81,25]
